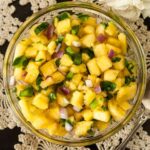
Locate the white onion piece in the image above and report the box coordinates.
[85,79,93,87]
[63,98,69,107]
[73,106,81,112]
[65,122,73,131]
[72,41,81,47]
[60,108,68,119]
[17,80,28,86]
[9,76,15,86]
[55,43,62,52]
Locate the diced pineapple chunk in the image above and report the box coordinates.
[118,33,127,54]
[107,37,121,48]
[54,17,59,27]
[40,60,57,77]
[25,61,39,83]
[18,99,33,121]
[47,121,58,135]
[16,84,26,96]
[71,74,82,86]
[41,87,53,96]
[29,24,39,36]
[35,50,47,66]
[80,34,96,48]
[118,101,132,111]
[96,24,105,35]
[64,33,79,46]
[84,89,96,106]
[54,125,67,136]
[47,40,56,55]
[71,91,84,109]
[93,109,111,122]
[108,100,126,121]
[70,64,87,73]
[56,18,71,34]
[74,112,83,121]
[105,22,118,37]
[58,65,69,73]
[32,93,49,110]
[83,25,95,34]
[47,104,60,121]
[96,56,112,72]
[14,68,26,81]
[113,55,125,70]
[65,81,77,91]
[114,78,125,91]
[87,58,101,76]
[51,71,65,84]
[60,54,73,67]
[82,53,90,63]
[87,75,97,86]
[84,17,96,26]
[40,77,54,89]
[104,69,119,81]
[82,109,93,121]
[94,121,109,131]
[32,42,47,51]
[31,35,48,45]
[93,43,108,57]
[67,106,75,116]
[57,93,69,107]
[106,43,121,54]
[116,82,137,102]
[74,121,93,136]
[71,18,81,26]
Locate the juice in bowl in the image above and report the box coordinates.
[3,2,146,146]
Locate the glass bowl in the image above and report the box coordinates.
[3,2,147,146]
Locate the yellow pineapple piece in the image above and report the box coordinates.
[31,35,48,45]
[32,42,47,51]
[96,24,105,35]
[14,68,26,81]
[57,93,69,107]
[93,43,108,57]
[114,77,125,92]
[47,121,58,135]
[52,71,65,84]
[108,100,126,121]
[58,65,69,73]
[54,125,67,136]
[113,55,125,70]
[83,25,95,34]
[84,89,96,106]
[96,56,112,72]
[54,17,59,27]
[71,91,84,109]
[67,106,75,116]
[87,58,101,76]
[41,87,53,96]
[25,61,39,83]
[71,18,81,26]
[66,81,77,91]
[104,69,119,81]
[71,74,82,86]
[84,17,96,26]
[40,60,57,77]
[82,53,90,63]
[74,121,93,136]
[35,50,47,66]
[25,46,38,58]
[80,33,96,48]
[60,54,73,67]
[116,82,137,102]
[32,93,49,110]
[106,43,121,54]
[47,40,56,55]
[87,75,97,86]
[105,22,118,37]
[118,33,127,54]
[64,33,79,46]
[107,37,121,48]
[40,77,54,89]
[56,18,71,34]
[74,112,83,121]
[82,109,93,121]
[93,109,111,122]
[118,101,132,111]
[94,121,109,131]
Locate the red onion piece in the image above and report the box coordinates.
[59,86,70,95]
[108,49,115,58]
[97,34,107,43]
[46,25,54,39]
[60,108,68,119]
[94,85,101,94]
[52,50,64,59]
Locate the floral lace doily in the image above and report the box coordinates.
[0,0,150,150]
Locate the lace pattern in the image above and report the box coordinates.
[0,0,150,150]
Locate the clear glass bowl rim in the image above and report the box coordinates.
[3,1,147,146]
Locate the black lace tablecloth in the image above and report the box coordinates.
[0,0,149,150]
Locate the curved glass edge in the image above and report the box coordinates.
[3,1,147,146]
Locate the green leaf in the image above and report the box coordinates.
[71,25,80,35]
[112,57,121,62]
[55,58,61,67]
[34,22,49,35]
[81,48,94,59]
[56,36,64,45]
[57,12,70,21]
[77,13,89,22]
[65,47,75,57]
[101,22,108,29]
[87,129,95,136]
[125,76,135,85]
[101,106,108,111]
[35,58,44,62]
[49,92,56,102]
[13,56,29,68]
[36,75,42,86]
[19,86,34,97]
[73,53,82,65]
[105,93,113,101]
[101,81,116,91]
[66,72,74,80]
[125,59,134,74]
[60,119,66,127]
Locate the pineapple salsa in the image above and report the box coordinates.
[12,12,137,137]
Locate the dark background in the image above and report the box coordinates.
[0,0,150,150]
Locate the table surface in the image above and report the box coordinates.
[0,0,150,150]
